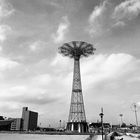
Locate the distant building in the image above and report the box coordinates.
[89,122,111,128]
[0,116,4,120]
[0,119,14,131]
[10,118,22,131]
[89,122,111,133]
[22,107,38,131]
[112,124,121,129]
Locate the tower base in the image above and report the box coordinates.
[66,122,88,133]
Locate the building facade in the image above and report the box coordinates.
[0,120,13,131]
[22,107,38,131]
[10,118,22,131]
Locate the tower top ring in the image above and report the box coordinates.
[59,41,96,59]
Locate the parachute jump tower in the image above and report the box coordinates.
[59,41,96,133]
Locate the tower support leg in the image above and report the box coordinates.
[78,123,81,133]
[71,123,74,131]
[67,122,88,133]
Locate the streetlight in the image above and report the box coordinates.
[119,114,123,127]
[59,120,62,128]
[99,108,104,140]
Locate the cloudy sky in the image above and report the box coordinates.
[0,0,140,127]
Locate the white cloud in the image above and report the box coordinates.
[0,0,14,43]
[52,16,70,43]
[0,56,19,71]
[50,53,140,92]
[113,0,140,21]
[0,0,14,18]
[50,53,73,77]
[87,0,113,37]
[112,21,126,28]
[51,53,140,89]
[10,86,27,95]
[46,1,61,8]
[31,74,52,86]
[87,0,140,38]
[0,25,11,42]
[0,56,19,80]
[29,40,48,52]
[137,102,140,107]
[0,45,3,51]
[81,53,139,87]
[51,53,70,67]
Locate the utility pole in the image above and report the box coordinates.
[131,103,139,127]
[134,104,138,127]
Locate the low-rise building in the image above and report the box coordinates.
[10,118,22,131]
[0,120,14,131]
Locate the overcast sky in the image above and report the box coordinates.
[0,0,140,127]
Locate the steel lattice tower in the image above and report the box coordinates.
[59,41,95,133]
